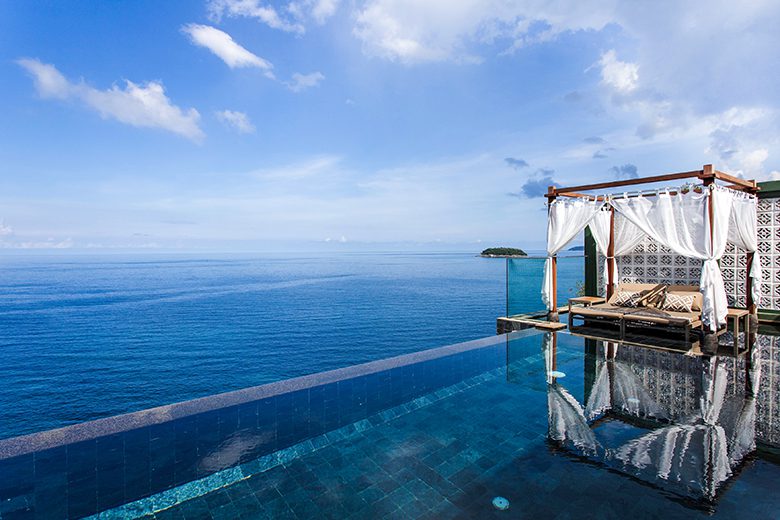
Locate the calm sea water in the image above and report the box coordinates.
[0,252,582,439]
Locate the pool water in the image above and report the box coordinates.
[1,330,779,519]
[153,332,779,519]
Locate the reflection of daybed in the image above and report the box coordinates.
[568,283,704,342]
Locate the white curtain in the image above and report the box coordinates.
[543,198,604,310]
[610,187,733,330]
[588,210,646,296]
[727,188,762,306]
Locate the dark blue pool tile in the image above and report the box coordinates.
[34,481,67,520]
[218,405,240,435]
[66,479,97,519]
[32,446,66,477]
[0,455,34,501]
[238,401,258,429]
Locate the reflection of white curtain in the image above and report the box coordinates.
[727,189,762,305]
[542,332,554,384]
[588,211,646,295]
[611,363,670,421]
[584,343,670,422]
[543,198,603,310]
[611,359,732,500]
[727,345,763,463]
[548,384,601,456]
[585,360,611,420]
[610,187,733,330]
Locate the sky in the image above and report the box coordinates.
[1,0,779,252]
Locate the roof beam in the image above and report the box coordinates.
[546,165,757,198]
[551,170,704,196]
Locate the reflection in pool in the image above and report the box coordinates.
[544,331,763,505]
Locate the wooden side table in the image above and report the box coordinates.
[726,308,750,353]
[568,296,606,328]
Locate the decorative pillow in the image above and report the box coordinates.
[613,290,642,308]
[661,293,695,313]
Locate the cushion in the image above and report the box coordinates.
[660,293,695,313]
[613,290,642,308]
[665,286,703,311]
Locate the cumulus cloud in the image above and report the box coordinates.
[182,24,274,77]
[597,50,638,94]
[353,0,615,64]
[504,157,529,169]
[17,58,204,142]
[285,71,325,92]
[592,150,608,159]
[207,0,340,33]
[508,168,558,198]
[610,163,638,179]
[216,110,256,134]
[289,0,341,24]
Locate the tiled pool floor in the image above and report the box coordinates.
[140,336,780,520]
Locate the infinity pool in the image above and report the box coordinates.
[1,330,779,519]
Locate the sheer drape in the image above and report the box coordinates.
[609,187,733,330]
[588,210,646,295]
[542,198,603,310]
[727,188,762,305]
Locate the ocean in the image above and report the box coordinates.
[0,252,582,439]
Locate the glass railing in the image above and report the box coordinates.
[506,255,584,316]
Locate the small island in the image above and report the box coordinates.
[480,247,527,258]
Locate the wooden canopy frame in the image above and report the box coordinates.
[545,164,759,320]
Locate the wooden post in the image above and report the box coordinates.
[546,186,559,322]
[607,206,616,299]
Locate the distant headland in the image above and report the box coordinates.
[480,247,527,258]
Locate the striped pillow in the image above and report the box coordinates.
[613,290,642,308]
[660,293,695,313]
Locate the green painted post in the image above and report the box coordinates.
[584,227,598,297]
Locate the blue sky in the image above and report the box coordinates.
[1,1,779,251]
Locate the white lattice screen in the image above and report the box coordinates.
[596,197,780,311]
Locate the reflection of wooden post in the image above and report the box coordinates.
[607,207,616,299]
[746,252,756,314]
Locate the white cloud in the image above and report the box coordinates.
[181,24,274,77]
[251,155,341,180]
[207,0,305,34]
[215,110,256,134]
[17,58,204,142]
[0,221,13,236]
[289,0,341,24]
[285,71,325,92]
[597,50,638,93]
[0,237,74,249]
[353,0,616,64]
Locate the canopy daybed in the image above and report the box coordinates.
[542,165,760,335]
